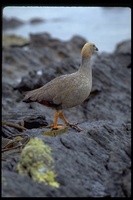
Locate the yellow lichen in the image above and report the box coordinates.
[17,137,59,188]
[44,171,59,188]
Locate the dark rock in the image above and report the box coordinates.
[114,39,131,55]
[2,120,131,197]
[3,17,24,30]
[2,125,21,138]
[29,18,45,24]
[2,32,131,197]
[21,115,48,129]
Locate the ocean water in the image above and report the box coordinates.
[3,6,131,53]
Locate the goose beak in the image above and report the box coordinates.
[95,46,98,51]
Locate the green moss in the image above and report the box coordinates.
[3,34,29,47]
[43,126,68,136]
[17,137,59,188]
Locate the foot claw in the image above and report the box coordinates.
[66,122,82,132]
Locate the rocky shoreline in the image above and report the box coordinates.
[2,29,131,197]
